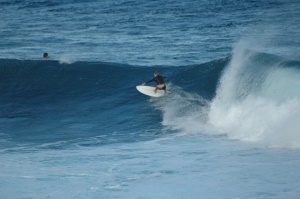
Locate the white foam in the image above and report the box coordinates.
[151,85,210,134]
[156,40,300,149]
[207,40,300,148]
[58,54,76,64]
[261,67,300,101]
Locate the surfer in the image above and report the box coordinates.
[43,53,48,60]
[142,71,167,94]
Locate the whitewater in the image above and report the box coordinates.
[1,0,300,198]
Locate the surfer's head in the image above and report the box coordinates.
[154,71,159,76]
[43,53,48,60]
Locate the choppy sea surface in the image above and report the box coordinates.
[1,0,300,198]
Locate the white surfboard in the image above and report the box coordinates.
[136,85,165,97]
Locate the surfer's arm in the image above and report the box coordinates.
[143,78,155,85]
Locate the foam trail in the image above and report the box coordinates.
[208,40,300,148]
[152,85,210,134]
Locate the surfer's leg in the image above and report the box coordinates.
[162,86,167,94]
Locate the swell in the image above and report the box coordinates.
[2,54,299,148]
[0,60,132,103]
[1,55,297,117]
[0,58,227,146]
[0,58,227,105]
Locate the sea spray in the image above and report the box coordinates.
[208,40,300,148]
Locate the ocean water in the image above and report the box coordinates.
[1,0,300,198]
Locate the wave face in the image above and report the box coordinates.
[0,59,227,148]
[2,50,300,149]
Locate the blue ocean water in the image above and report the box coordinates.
[1,0,300,198]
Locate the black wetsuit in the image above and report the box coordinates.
[145,75,166,90]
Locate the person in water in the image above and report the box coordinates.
[142,71,167,94]
[43,52,48,60]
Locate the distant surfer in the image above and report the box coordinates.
[142,71,167,94]
[43,53,48,60]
